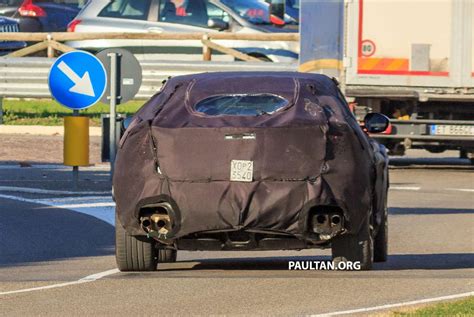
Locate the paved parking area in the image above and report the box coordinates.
[0,150,472,315]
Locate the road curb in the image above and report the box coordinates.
[0,125,101,136]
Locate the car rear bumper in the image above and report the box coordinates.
[175,230,330,251]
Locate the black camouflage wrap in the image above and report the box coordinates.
[114,72,388,240]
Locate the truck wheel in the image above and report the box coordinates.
[115,214,158,271]
[235,53,272,62]
[331,216,373,270]
[158,249,177,263]
[374,204,388,262]
[249,53,272,62]
[460,150,474,164]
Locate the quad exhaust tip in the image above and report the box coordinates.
[310,206,344,240]
[314,214,342,226]
[140,202,174,243]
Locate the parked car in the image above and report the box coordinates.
[67,0,299,62]
[0,0,84,32]
[0,0,21,17]
[0,16,26,55]
[113,72,390,271]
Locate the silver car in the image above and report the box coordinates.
[67,0,299,62]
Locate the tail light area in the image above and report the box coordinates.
[269,14,285,26]
[67,19,82,32]
[18,0,46,17]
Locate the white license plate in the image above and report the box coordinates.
[430,125,474,136]
[230,160,253,182]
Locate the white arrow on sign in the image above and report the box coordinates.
[57,61,95,97]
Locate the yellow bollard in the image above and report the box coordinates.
[64,116,89,167]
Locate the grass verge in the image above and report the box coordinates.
[2,99,145,126]
[392,296,474,316]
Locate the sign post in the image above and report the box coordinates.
[72,109,79,190]
[108,52,119,176]
[48,51,107,189]
[96,49,142,178]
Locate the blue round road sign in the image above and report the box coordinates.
[49,51,107,110]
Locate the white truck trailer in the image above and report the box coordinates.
[298,0,474,158]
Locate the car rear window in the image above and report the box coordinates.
[194,94,289,116]
[99,0,151,20]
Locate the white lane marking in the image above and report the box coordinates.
[0,269,119,296]
[0,193,37,204]
[0,186,110,196]
[390,186,420,191]
[390,187,474,193]
[311,291,474,317]
[0,194,115,226]
[43,202,116,209]
[445,188,474,193]
[78,269,120,281]
[36,196,112,203]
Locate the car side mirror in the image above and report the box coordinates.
[364,113,390,133]
[208,18,229,31]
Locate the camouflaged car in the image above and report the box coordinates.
[114,72,390,271]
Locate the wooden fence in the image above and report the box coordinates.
[0,32,300,61]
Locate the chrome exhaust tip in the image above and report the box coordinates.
[309,206,345,240]
[330,214,342,226]
[139,202,175,243]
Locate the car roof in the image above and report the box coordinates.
[163,71,335,90]
[167,71,323,81]
[135,71,348,128]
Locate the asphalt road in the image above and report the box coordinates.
[0,157,473,316]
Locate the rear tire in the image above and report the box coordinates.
[158,249,177,263]
[115,214,158,271]
[374,204,388,262]
[331,216,373,270]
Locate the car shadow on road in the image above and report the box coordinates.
[376,253,474,270]
[174,256,330,271]
[0,198,114,268]
[389,207,474,215]
[389,157,473,168]
[156,252,474,272]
